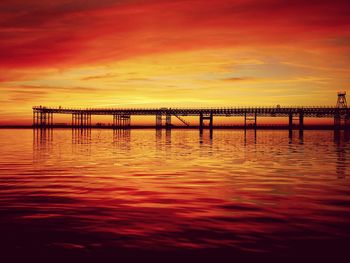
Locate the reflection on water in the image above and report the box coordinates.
[334,131,349,179]
[72,128,91,144]
[1,129,350,257]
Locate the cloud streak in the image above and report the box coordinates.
[1,0,349,69]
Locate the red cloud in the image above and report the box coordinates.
[0,0,349,69]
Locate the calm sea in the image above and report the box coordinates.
[1,129,350,260]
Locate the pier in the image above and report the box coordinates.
[32,105,349,130]
[32,92,350,130]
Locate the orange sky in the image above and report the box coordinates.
[1,0,350,125]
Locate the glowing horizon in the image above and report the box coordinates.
[1,0,350,125]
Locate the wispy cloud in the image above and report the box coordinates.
[81,73,118,81]
[222,77,256,82]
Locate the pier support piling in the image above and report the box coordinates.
[299,112,304,131]
[33,110,53,128]
[156,114,162,129]
[113,114,130,129]
[166,114,171,129]
[155,112,171,129]
[199,112,213,130]
[244,112,257,129]
[289,114,293,130]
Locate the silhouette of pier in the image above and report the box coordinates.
[32,105,350,130]
[32,92,350,130]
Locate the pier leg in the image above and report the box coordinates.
[121,115,131,129]
[199,113,204,134]
[74,113,78,127]
[33,111,36,127]
[199,113,204,130]
[48,113,51,127]
[36,111,39,127]
[166,114,171,129]
[40,112,47,127]
[289,114,293,130]
[114,115,121,128]
[254,112,257,129]
[299,113,304,131]
[209,113,213,130]
[244,113,256,129]
[156,114,162,129]
[199,113,213,131]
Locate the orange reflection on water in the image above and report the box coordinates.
[0,129,350,253]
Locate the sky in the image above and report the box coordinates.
[1,0,350,125]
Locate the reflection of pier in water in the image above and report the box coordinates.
[334,131,349,179]
[33,128,53,163]
[32,128,348,178]
[72,128,91,144]
[113,129,131,151]
[155,129,172,154]
[288,130,304,144]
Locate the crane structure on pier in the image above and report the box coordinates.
[334,91,349,129]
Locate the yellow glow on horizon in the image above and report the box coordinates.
[0,47,348,125]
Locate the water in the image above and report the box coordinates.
[0,129,350,259]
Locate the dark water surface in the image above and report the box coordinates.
[1,129,350,261]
